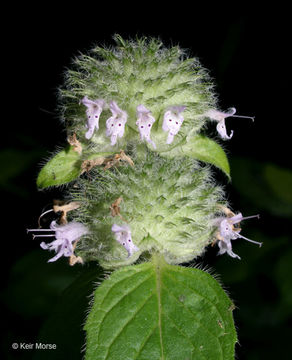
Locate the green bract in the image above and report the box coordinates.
[37,146,82,188]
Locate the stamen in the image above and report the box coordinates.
[27,228,56,232]
[239,214,260,221]
[238,234,263,247]
[230,114,255,121]
[38,209,54,227]
[230,213,260,225]
[32,234,56,239]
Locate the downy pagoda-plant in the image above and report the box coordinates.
[28,35,261,360]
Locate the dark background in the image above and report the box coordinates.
[1,4,291,360]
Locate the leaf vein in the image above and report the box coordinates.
[162,284,220,340]
[96,273,153,347]
[165,271,226,359]
[100,268,151,309]
[133,325,159,360]
[165,271,225,325]
[104,292,156,360]
[162,312,197,355]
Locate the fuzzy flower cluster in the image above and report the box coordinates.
[29,36,261,266]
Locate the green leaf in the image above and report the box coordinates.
[85,256,236,360]
[37,146,82,188]
[162,135,230,178]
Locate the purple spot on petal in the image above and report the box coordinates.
[111,124,114,126]
[169,119,172,121]
[119,123,121,126]
[141,126,144,128]
[148,124,151,127]
[176,122,178,124]
[128,239,131,242]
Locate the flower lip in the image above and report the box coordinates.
[205,107,255,140]
[81,96,105,139]
[168,105,186,115]
[136,104,151,114]
[27,221,89,262]
[215,212,262,259]
[136,104,156,149]
[106,101,128,146]
[162,106,185,144]
[111,223,139,257]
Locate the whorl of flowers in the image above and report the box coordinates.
[28,35,260,268]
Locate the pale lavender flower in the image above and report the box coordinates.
[111,224,139,257]
[27,221,89,262]
[162,106,185,144]
[216,213,262,259]
[136,104,156,149]
[205,107,254,140]
[81,97,105,139]
[106,101,127,145]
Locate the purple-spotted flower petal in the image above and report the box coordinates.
[217,235,241,259]
[162,106,185,144]
[111,223,139,257]
[27,221,89,262]
[136,104,156,149]
[81,97,105,139]
[205,107,254,140]
[106,101,127,145]
[215,212,261,259]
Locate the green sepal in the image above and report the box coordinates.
[161,135,230,178]
[85,256,237,360]
[37,146,82,188]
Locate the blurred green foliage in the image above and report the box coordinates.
[0,148,43,198]
[230,157,292,217]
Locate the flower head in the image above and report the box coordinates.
[162,106,185,144]
[111,224,139,257]
[27,221,89,262]
[106,101,127,146]
[136,104,156,149]
[215,213,262,259]
[81,97,105,139]
[205,107,254,140]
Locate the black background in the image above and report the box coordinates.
[1,4,291,360]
